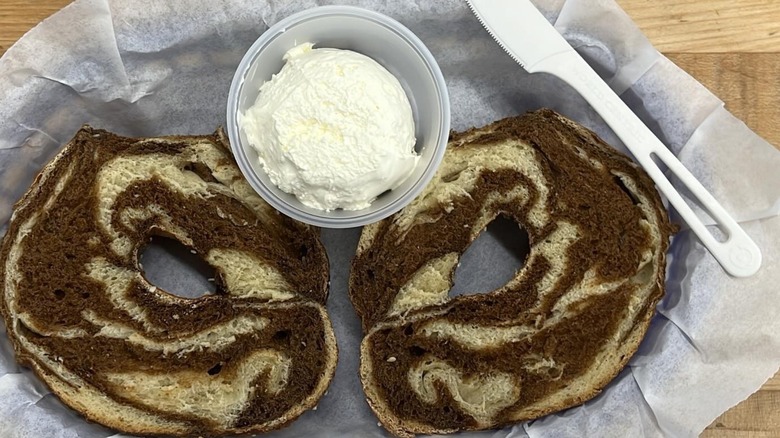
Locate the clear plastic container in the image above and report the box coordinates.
[226,5,450,228]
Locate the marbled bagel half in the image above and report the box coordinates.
[0,127,337,436]
[350,109,674,437]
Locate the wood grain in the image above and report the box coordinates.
[619,0,780,53]
[761,373,780,392]
[668,53,780,148]
[702,432,780,438]
[713,390,780,430]
[0,0,71,55]
[1,1,779,437]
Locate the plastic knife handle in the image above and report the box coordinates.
[533,51,762,277]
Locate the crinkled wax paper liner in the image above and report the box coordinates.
[0,0,778,437]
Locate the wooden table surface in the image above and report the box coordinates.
[1,1,778,437]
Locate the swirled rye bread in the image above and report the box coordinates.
[0,127,337,436]
[350,109,674,437]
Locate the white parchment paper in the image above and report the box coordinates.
[0,0,778,437]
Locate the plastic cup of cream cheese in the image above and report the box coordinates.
[241,42,419,212]
[227,5,450,229]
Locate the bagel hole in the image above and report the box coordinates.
[139,235,216,299]
[450,214,530,297]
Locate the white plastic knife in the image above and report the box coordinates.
[466,0,762,278]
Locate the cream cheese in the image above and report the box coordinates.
[241,43,418,211]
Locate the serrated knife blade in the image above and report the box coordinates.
[466,0,570,72]
[465,0,762,277]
